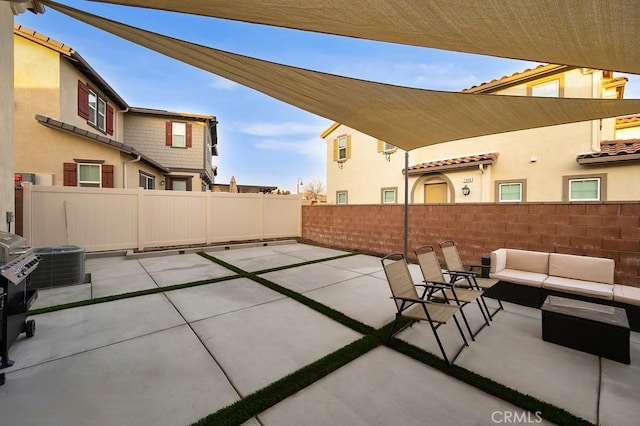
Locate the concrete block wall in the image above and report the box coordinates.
[302,203,640,286]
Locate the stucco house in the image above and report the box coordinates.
[322,64,640,205]
[13,23,217,191]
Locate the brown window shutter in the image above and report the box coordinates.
[63,162,77,186]
[102,164,114,188]
[186,123,192,148]
[106,104,114,135]
[77,80,89,119]
[346,135,352,159]
[377,140,384,153]
[165,121,172,146]
[332,138,338,161]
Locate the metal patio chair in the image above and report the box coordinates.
[439,240,504,319]
[414,244,489,340]
[381,253,468,366]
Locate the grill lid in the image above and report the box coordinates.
[0,231,29,264]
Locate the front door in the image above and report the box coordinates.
[424,183,447,203]
[167,177,191,191]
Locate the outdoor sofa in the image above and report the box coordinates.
[487,248,640,331]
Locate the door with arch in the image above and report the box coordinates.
[424,182,448,203]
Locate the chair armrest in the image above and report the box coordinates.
[390,295,432,304]
[447,270,476,277]
[417,282,449,290]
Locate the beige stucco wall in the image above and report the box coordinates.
[325,125,408,204]
[1,4,15,227]
[325,68,638,204]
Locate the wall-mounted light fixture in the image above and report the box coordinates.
[462,185,471,196]
[160,180,165,186]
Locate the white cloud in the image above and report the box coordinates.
[331,60,477,90]
[208,76,240,90]
[253,137,325,158]
[241,121,325,137]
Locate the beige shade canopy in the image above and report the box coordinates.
[43,1,640,152]
[87,0,640,75]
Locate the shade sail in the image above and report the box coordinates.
[44,1,640,152]
[87,0,640,75]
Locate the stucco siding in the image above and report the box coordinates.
[1,4,14,221]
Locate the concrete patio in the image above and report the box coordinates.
[1,242,638,425]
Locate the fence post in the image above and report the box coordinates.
[20,182,32,245]
[206,192,213,246]
[137,186,145,252]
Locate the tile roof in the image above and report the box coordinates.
[461,64,569,93]
[577,139,640,165]
[407,153,499,174]
[617,115,640,127]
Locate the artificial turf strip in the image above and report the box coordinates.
[27,274,241,316]
[199,252,375,335]
[191,334,381,426]
[383,332,594,426]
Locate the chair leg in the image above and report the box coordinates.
[457,304,475,341]
[429,322,450,366]
[449,314,470,366]
[477,299,490,327]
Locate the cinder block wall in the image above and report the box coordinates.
[302,203,640,286]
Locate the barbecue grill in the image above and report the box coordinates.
[0,231,40,380]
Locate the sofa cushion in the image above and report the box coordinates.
[504,249,549,274]
[548,253,614,284]
[542,276,613,300]
[491,269,546,288]
[613,284,640,306]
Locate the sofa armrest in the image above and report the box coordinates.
[491,249,506,274]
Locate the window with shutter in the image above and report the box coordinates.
[166,121,192,148]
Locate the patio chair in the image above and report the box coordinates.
[439,240,504,319]
[414,244,489,340]
[381,253,468,366]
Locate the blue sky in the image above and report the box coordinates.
[16,1,640,192]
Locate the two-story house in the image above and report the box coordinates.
[13,23,217,191]
[322,64,640,204]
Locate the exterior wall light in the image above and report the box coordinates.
[462,185,471,196]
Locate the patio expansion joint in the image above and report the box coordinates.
[159,292,247,400]
[3,323,187,375]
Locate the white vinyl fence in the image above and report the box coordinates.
[21,183,302,252]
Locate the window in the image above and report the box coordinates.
[336,191,348,205]
[499,183,522,202]
[563,174,606,202]
[139,172,155,190]
[172,122,186,147]
[381,188,397,204]
[77,80,114,135]
[333,134,351,162]
[78,164,101,187]
[569,178,600,201]
[88,89,107,132]
[167,177,191,191]
[338,135,347,160]
[496,180,526,203]
[531,80,559,97]
[165,121,193,148]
